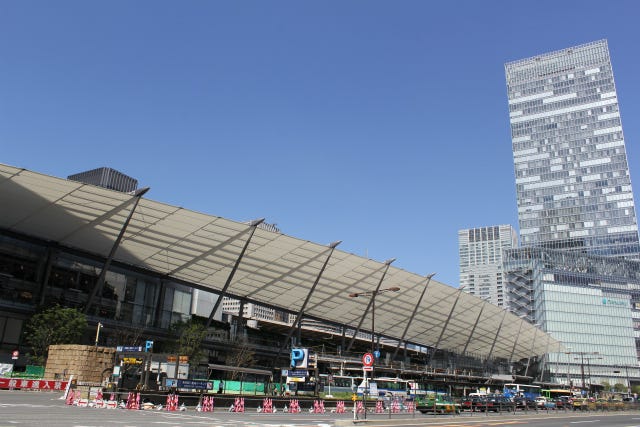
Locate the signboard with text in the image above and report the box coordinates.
[0,378,68,390]
[116,346,143,352]
[164,378,212,390]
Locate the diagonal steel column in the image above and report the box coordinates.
[484,309,509,371]
[84,187,150,314]
[428,285,465,366]
[272,241,341,367]
[508,318,526,365]
[346,258,395,352]
[462,303,486,356]
[205,218,264,329]
[524,328,539,377]
[391,273,435,361]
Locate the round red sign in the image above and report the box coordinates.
[362,352,374,367]
[11,350,19,360]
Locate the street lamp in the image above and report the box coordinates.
[348,282,399,420]
[585,357,603,390]
[349,285,400,357]
[572,351,600,393]
[564,347,572,388]
[94,322,103,347]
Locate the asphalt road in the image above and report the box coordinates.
[2,390,640,427]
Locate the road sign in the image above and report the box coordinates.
[116,346,143,352]
[363,366,373,372]
[11,350,19,360]
[362,352,374,367]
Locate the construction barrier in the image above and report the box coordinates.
[197,395,214,412]
[165,393,179,411]
[231,397,245,413]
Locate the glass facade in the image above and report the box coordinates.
[504,247,640,387]
[505,40,640,390]
[0,232,193,350]
[505,40,640,259]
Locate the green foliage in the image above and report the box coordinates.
[168,317,208,364]
[23,305,87,365]
[613,383,627,393]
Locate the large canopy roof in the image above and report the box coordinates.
[0,164,562,360]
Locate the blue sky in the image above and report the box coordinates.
[2,1,640,287]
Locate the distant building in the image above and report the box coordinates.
[193,221,282,326]
[68,167,138,193]
[458,225,518,307]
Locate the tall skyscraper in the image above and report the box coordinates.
[504,40,640,388]
[505,39,640,259]
[458,225,518,307]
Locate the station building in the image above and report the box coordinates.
[0,163,558,391]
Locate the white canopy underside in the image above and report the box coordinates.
[0,164,561,360]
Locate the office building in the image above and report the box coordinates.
[504,40,640,388]
[458,225,518,307]
[68,167,138,193]
[505,39,640,260]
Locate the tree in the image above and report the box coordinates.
[614,383,627,393]
[225,341,256,381]
[168,318,208,365]
[23,305,87,365]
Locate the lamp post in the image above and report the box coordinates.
[349,284,400,419]
[94,322,103,347]
[584,357,602,391]
[564,347,572,389]
[572,351,599,394]
[349,286,400,360]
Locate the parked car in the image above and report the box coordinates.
[514,397,537,410]
[460,397,474,411]
[535,396,556,409]
[485,394,515,412]
[553,397,568,409]
[572,398,589,411]
[471,396,489,412]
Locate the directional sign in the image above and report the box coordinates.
[116,346,143,352]
[362,352,374,367]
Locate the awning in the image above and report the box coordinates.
[0,163,562,360]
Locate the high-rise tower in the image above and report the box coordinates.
[505,40,640,259]
[458,225,518,307]
[503,40,640,388]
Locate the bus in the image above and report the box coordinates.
[503,383,541,400]
[356,377,420,398]
[318,374,359,394]
[320,374,422,398]
[541,389,573,399]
